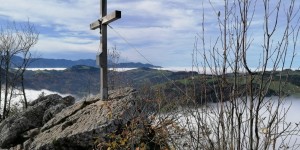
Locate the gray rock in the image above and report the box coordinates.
[28,94,62,107]
[43,96,75,124]
[0,88,141,150]
[28,87,138,150]
[0,94,75,149]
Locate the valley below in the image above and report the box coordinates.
[1,65,300,149]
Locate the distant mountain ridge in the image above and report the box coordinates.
[23,65,196,96]
[12,56,161,68]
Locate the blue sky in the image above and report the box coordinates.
[0,0,299,68]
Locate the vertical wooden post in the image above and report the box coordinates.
[100,0,108,99]
[91,0,121,100]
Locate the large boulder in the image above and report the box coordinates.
[0,87,152,150]
[26,87,138,150]
[0,94,75,149]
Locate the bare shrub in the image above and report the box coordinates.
[178,0,300,149]
[0,21,38,119]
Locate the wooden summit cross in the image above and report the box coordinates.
[90,0,121,100]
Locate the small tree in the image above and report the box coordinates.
[0,21,38,119]
[176,0,300,149]
[108,45,121,90]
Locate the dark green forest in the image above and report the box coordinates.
[23,65,300,102]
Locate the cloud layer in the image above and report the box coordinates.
[0,0,299,67]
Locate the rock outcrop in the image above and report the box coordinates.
[0,87,139,150]
[0,94,75,149]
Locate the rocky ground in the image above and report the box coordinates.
[0,87,141,150]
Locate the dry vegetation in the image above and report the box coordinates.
[99,0,300,149]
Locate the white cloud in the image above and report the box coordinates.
[0,0,203,67]
[0,0,299,67]
[35,35,98,53]
[0,0,97,32]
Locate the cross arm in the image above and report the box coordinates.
[90,10,121,30]
[102,10,121,25]
[90,20,101,30]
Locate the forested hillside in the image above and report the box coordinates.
[23,65,195,97]
[23,66,300,100]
